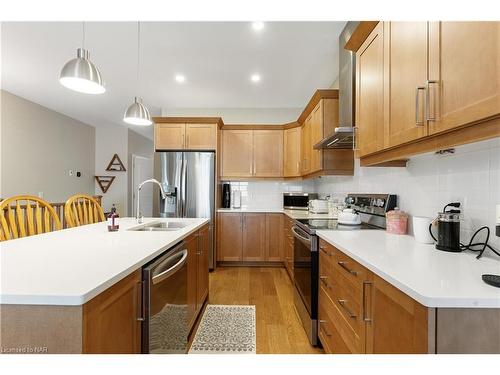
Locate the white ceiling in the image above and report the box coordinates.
[1,21,346,138]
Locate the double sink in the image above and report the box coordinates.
[129,221,189,232]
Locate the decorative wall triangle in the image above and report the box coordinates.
[106,154,126,172]
[95,176,116,193]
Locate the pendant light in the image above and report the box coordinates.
[59,23,105,94]
[123,22,152,126]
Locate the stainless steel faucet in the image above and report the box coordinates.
[136,179,167,223]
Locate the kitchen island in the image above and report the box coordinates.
[316,230,500,353]
[0,217,209,353]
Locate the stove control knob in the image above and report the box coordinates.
[376,199,385,207]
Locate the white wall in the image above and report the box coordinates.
[314,138,500,250]
[162,107,302,124]
[1,90,95,202]
[94,125,128,215]
[127,129,154,216]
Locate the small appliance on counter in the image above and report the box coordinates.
[232,189,241,208]
[496,204,500,237]
[429,202,461,252]
[308,199,329,214]
[283,192,318,210]
[222,183,231,208]
[337,208,361,225]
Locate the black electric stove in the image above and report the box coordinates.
[294,218,380,235]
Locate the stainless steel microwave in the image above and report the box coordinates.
[283,193,318,210]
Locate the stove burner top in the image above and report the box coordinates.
[295,219,381,233]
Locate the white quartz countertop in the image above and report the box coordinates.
[0,217,209,306]
[316,230,500,308]
[217,208,337,219]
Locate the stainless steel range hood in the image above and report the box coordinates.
[314,21,359,150]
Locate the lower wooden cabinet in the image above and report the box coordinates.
[318,239,429,354]
[218,212,284,263]
[187,224,210,331]
[283,216,295,280]
[82,270,142,354]
[365,273,429,354]
[242,213,267,261]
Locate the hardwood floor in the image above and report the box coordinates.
[208,266,324,354]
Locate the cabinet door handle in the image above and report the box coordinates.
[319,276,331,289]
[362,281,373,322]
[319,320,332,337]
[426,80,439,121]
[320,246,332,257]
[337,261,358,276]
[415,86,426,126]
[136,281,145,322]
[337,299,357,318]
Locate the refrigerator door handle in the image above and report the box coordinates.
[181,154,187,217]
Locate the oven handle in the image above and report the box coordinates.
[152,249,188,285]
[291,226,311,244]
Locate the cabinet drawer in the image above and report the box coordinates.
[318,286,353,354]
[320,239,369,289]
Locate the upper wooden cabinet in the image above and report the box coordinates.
[300,115,312,175]
[253,130,284,177]
[221,129,283,178]
[427,22,500,135]
[385,22,429,148]
[155,123,186,150]
[155,123,217,150]
[221,129,254,178]
[283,127,301,177]
[186,124,217,149]
[356,22,385,157]
[354,21,500,166]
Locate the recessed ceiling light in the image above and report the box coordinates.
[250,74,261,83]
[175,74,186,83]
[252,22,265,31]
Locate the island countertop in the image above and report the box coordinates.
[316,230,500,308]
[0,217,209,306]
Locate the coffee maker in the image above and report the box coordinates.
[429,202,461,252]
[222,183,231,208]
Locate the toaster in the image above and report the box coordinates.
[308,199,329,214]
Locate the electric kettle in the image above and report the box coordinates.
[338,208,361,225]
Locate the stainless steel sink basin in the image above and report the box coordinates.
[129,221,189,232]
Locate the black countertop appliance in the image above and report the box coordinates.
[430,203,461,252]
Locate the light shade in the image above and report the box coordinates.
[59,48,105,94]
[123,97,152,126]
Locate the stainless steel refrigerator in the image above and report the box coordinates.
[153,152,216,269]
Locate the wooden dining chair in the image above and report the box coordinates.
[0,195,62,241]
[64,194,105,228]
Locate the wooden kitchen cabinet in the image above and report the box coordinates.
[253,130,284,177]
[155,123,217,150]
[365,273,429,354]
[222,129,284,178]
[155,123,186,150]
[197,224,210,308]
[221,130,254,178]
[186,232,199,329]
[284,127,301,177]
[384,22,429,147]
[265,213,283,262]
[354,21,500,166]
[300,115,312,175]
[242,213,266,261]
[218,212,243,261]
[355,21,385,157]
[82,270,142,354]
[186,124,217,149]
[310,102,323,173]
[283,216,294,280]
[427,22,500,135]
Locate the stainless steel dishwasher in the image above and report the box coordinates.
[141,241,188,353]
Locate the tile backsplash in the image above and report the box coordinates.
[224,137,500,253]
[314,138,500,250]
